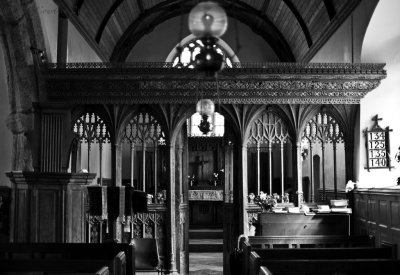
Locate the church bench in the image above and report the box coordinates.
[259,266,273,275]
[254,259,400,275]
[251,246,395,260]
[246,234,375,249]
[245,247,396,275]
[0,243,132,275]
[0,258,114,275]
[240,235,376,275]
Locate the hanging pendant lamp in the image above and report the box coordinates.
[188,1,228,76]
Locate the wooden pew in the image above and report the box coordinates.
[248,246,396,274]
[240,235,376,275]
[253,246,395,260]
[259,266,273,275]
[0,243,132,275]
[256,259,400,275]
[0,259,112,275]
[247,234,375,248]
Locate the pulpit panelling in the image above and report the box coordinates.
[6,172,96,243]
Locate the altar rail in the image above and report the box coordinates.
[353,188,400,256]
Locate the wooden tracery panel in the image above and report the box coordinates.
[302,113,345,202]
[72,112,111,185]
[247,112,292,197]
[121,112,166,196]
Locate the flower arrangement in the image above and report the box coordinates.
[188,174,196,187]
[210,169,224,186]
[345,180,357,193]
[146,194,153,204]
[156,191,165,204]
[254,191,279,212]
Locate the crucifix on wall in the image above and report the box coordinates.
[189,155,209,184]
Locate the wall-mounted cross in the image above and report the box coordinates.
[189,155,209,180]
[371,114,382,127]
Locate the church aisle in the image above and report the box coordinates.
[189,252,223,275]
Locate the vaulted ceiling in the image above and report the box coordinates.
[54,0,362,62]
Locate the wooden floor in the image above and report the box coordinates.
[136,252,223,275]
[189,252,223,274]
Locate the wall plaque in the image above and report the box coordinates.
[364,115,393,171]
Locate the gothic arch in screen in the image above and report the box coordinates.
[301,112,346,202]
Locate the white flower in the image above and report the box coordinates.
[345,180,356,193]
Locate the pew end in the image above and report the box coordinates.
[259,266,273,275]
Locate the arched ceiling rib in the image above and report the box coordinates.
[54,0,362,62]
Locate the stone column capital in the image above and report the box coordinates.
[6,111,34,134]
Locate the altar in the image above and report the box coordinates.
[258,212,351,236]
[187,137,225,229]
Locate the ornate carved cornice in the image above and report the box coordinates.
[43,62,386,105]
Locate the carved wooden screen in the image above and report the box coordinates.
[121,112,166,200]
[72,112,111,185]
[247,112,292,197]
[302,113,345,202]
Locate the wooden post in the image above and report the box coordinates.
[87,143,91,173]
[257,141,260,194]
[268,142,272,194]
[224,144,230,203]
[130,143,135,187]
[241,145,248,236]
[333,141,338,199]
[309,143,314,202]
[99,142,103,186]
[142,143,146,192]
[280,142,284,198]
[166,144,177,272]
[229,143,234,202]
[154,144,158,198]
[296,142,303,205]
[321,142,326,201]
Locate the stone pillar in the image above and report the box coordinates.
[6,171,96,243]
[6,112,34,172]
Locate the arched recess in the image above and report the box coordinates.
[300,110,346,202]
[115,106,170,263]
[163,102,241,274]
[119,110,167,193]
[68,111,112,186]
[245,109,294,200]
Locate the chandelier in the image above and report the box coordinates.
[188,1,227,135]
